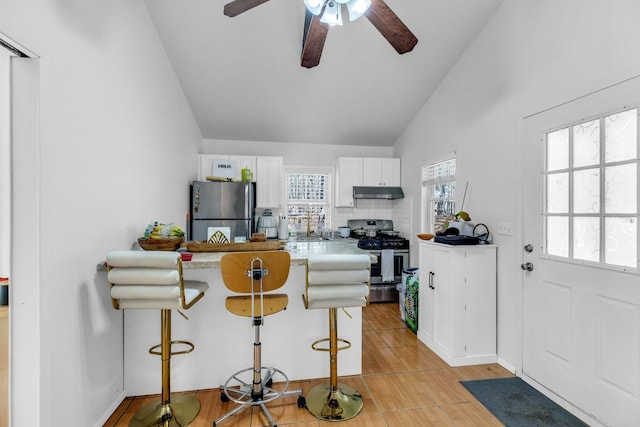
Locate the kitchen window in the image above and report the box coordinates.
[285,166,331,233]
[544,107,638,269]
[422,154,456,233]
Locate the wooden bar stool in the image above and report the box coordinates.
[214,251,305,427]
[106,250,208,427]
[303,253,370,421]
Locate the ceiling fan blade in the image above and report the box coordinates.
[364,0,418,54]
[301,10,329,69]
[224,0,270,17]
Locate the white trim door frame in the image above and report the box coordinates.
[521,76,640,427]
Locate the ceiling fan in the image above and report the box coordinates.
[223,0,418,68]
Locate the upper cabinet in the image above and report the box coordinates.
[197,154,283,208]
[335,157,363,207]
[255,156,284,209]
[362,158,401,186]
[197,154,256,182]
[335,157,401,207]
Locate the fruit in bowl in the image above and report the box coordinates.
[138,222,185,251]
[137,236,185,251]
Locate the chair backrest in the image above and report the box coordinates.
[305,254,371,310]
[106,250,198,310]
[220,251,290,294]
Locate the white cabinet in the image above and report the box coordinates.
[197,154,256,182]
[197,154,282,208]
[255,156,284,208]
[335,157,363,207]
[362,158,400,187]
[417,240,497,367]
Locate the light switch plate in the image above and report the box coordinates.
[497,221,513,236]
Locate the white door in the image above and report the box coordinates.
[522,77,640,427]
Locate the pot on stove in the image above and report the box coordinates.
[352,229,366,237]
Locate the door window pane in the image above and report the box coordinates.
[573,168,600,214]
[573,119,600,167]
[605,217,637,268]
[604,163,637,214]
[573,217,600,262]
[547,128,569,171]
[547,173,569,213]
[605,109,637,163]
[547,216,569,257]
[544,107,638,269]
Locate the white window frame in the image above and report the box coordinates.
[285,166,332,233]
[543,106,639,271]
[422,152,456,234]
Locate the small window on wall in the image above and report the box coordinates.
[286,167,332,231]
[544,107,638,269]
[422,154,456,233]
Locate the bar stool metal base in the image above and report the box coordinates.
[215,366,305,426]
[129,394,200,427]
[305,383,363,421]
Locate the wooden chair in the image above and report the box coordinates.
[214,251,305,427]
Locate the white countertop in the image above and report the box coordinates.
[183,239,373,269]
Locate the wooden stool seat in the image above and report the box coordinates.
[225,294,288,317]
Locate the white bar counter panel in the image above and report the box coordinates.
[123,240,371,396]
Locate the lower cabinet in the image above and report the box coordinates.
[418,240,497,367]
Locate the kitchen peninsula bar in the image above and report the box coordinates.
[120,240,373,396]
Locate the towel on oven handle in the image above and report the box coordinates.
[381,249,395,282]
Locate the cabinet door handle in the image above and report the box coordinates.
[429,271,435,289]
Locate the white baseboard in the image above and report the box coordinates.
[519,374,606,427]
[496,357,517,374]
[93,390,126,427]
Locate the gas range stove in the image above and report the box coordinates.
[346,219,410,251]
[346,219,410,303]
[356,235,410,250]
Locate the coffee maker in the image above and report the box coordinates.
[256,209,278,239]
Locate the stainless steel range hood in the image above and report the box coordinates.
[352,186,405,200]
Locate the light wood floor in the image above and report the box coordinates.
[103,302,513,426]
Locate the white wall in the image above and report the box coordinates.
[394,0,640,371]
[1,1,202,426]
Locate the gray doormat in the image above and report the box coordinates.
[460,377,589,427]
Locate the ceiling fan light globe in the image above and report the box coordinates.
[303,0,324,15]
[320,1,343,26]
[346,0,371,21]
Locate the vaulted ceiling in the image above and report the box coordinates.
[145,0,502,146]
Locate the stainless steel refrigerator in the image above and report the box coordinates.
[189,181,256,241]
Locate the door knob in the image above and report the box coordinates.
[524,244,534,253]
[520,262,534,272]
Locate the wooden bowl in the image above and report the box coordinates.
[137,236,185,251]
[417,233,435,241]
